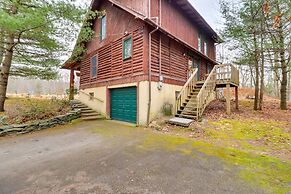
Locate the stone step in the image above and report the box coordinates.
[82,116,104,121]
[75,104,88,107]
[167,117,193,127]
[80,107,92,111]
[81,112,100,117]
[81,110,96,114]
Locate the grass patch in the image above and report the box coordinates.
[206,119,291,152]
[140,132,291,193]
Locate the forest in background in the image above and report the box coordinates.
[220,0,291,109]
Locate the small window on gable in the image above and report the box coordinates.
[204,41,208,56]
[198,34,202,52]
[91,55,97,78]
[123,36,132,60]
[100,15,106,41]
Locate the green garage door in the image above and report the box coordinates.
[110,87,137,123]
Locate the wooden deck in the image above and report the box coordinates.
[175,64,240,122]
[215,64,239,88]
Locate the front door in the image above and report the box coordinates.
[193,58,201,81]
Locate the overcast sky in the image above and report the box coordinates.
[189,0,223,31]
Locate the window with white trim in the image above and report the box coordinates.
[91,55,97,78]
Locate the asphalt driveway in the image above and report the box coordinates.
[0,120,264,194]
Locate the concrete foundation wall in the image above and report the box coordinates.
[139,81,182,125]
[79,87,107,116]
[79,81,182,126]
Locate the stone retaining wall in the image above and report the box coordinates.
[0,109,81,137]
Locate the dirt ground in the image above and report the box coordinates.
[0,120,266,194]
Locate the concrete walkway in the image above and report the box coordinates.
[0,120,264,194]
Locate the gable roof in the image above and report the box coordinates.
[63,0,221,69]
[90,0,221,42]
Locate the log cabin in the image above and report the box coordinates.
[63,0,239,125]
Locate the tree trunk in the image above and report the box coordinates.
[0,33,14,112]
[280,60,288,109]
[253,33,260,110]
[276,3,288,110]
[288,70,291,102]
[258,17,265,110]
[0,29,3,65]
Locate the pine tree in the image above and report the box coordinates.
[0,0,100,111]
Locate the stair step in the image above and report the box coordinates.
[76,105,88,109]
[183,107,198,111]
[181,111,197,116]
[167,117,193,127]
[80,107,92,111]
[176,114,197,120]
[185,98,198,103]
[81,112,100,117]
[81,110,96,114]
[82,116,104,121]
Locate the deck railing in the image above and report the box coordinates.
[216,64,239,86]
[175,68,198,114]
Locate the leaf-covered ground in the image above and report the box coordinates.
[150,98,291,193]
[0,97,70,126]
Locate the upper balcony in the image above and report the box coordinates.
[215,64,239,88]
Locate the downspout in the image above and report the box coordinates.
[147,27,159,126]
[147,0,162,126]
[148,0,151,18]
[158,0,162,82]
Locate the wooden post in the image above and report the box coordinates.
[235,86,239,110]
[226,83,231,115]
[69,68,74,101]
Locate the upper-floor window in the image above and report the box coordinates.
[198,34,202,52]
[123,36,132,60]
[204,41,208,56]
[91,55,97,78]
[100,15,106,41]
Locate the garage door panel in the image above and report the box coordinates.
[110,87,137,123]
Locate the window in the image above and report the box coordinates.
[204,41,208,56]
[100,15,106,41]
[123,36,132,60]
[198,34,202,52]
[91,55,97,78]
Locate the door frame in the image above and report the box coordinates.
[188,52,201,81]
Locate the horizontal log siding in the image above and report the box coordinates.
[149,0,216,61]
[151,33,188,84]
[80,28,144,89]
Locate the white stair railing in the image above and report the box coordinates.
[196,66,220,119]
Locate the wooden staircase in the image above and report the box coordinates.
[174,64,239,122]
[175,81,204,120]
[71,100,104,121]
